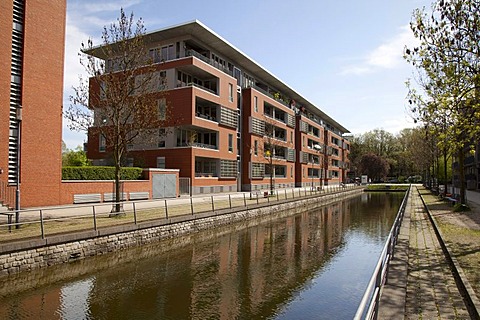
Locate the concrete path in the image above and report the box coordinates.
[378,188,472,319]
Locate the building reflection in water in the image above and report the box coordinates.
[0,193,403,319]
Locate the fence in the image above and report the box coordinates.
[353,185,411,320]
[0,185,361,243]
[179,177,191,195]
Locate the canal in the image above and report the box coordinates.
[0,192,404,319]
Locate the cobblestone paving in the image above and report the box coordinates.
[405,191,470,319]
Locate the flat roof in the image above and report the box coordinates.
[87,20,349,134]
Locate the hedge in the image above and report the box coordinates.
[62,166,144,180]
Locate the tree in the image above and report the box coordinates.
[358,153,390,182]
[65,9,169,213]
[263,117,283,194]
[405,0,480,204]
[62,146,90,167]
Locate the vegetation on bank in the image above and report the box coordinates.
[364,184,410,191]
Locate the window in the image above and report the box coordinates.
[158,128,166,148]
[228,134,233,152]
[99,81,107,100]
[158,98,166,120]
[158,71,167,90]
[149,44,174,63]
[126,158,134,167]
[265,165,286,178]
[291,166,293,178]
[228,83,234,102]
[254,96,258,112]
[99,134,106,152]
[156,157,165,169]
[254,140,258,156]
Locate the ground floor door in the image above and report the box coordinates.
[152,174,177,198]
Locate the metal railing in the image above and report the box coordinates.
[354,185,411,320]
[0,185,362,243]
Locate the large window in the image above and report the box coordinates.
[195,157,218,177]
[149,44,175,63]
[265,165,286,178]
[177,70,218,94]
[265,124,286,141]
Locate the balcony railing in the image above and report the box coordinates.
[177,82,217,95]
[185,49,233,76]
[196,112,217,122]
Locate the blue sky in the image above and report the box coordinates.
[63,0,431,149]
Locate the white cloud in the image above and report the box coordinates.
[340,25,419,76]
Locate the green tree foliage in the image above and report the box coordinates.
[350,127,446,183]
[404,0,479,203]
[358,153,390,181]
[62,146,90,167]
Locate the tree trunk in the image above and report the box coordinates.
[443,148,447,197]
[114,162,122,213]
[458,148,466,205]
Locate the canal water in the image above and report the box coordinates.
[0,192,404,319]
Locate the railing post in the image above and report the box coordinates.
[243,193,246,207]
[190,197,194,215]
[229,194,232,208]
[7,214,12,233]
[256,193,259,205]
[285,189,287,199]
[92,206,97,231]
[164,199,168,219]
[40,210,45,239]
[133,202,137,225]
[211,196,215,212]
[292,189,295,199]
[276,190,279,201]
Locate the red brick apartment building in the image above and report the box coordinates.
[0,0,66,207]
[86,21,350,194]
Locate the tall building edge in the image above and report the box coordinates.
[0,0,66,208]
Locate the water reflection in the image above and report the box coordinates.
[0,192,403,319]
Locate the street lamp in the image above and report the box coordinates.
[15,105,22,229]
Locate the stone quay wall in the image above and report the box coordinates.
[0,189,362,277]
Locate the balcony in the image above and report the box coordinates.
[185,49,233,76]
[176,128,218,150]
[196,98,218,122]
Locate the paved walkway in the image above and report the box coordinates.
[378,187,472,319]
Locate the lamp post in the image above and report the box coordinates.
[15,105,22,229]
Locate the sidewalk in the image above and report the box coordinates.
[378,187,472,319]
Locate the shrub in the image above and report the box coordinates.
[62,166,143,180]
